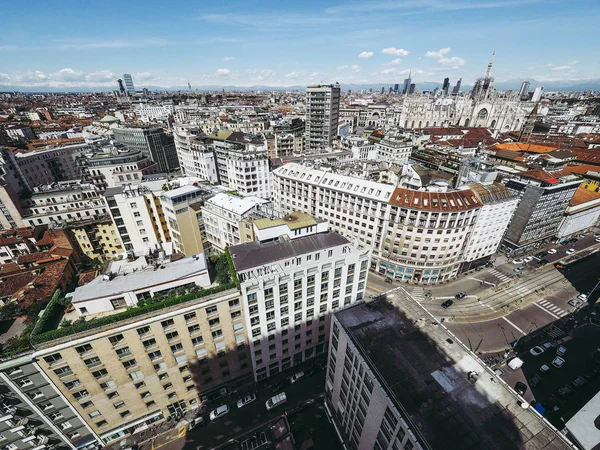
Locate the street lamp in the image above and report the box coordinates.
[497,324,510,348]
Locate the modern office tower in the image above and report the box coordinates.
[33,283,250,446]
[393,84,399,93]
[305,84,341,153]
[201,192,270,253]
[532,86,544,102]
[380,86,385,94]
[503,169,582,253]
[452,77,462,94]
[408,83,416,95]
[123,74,135,96]
[402,71,411,95]
[0,358,102,449]
[442,77,450,96]
[325,293,575,450]
[160,184,216,257]
[112,126,179,173]
[104,180,171,252]
[229,213,370,381]
[519,81,531,100]
[117,79,126,95]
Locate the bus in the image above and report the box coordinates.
[554,248,599,270]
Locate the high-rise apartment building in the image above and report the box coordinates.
[123,74,135,96]
[305,84,341,153]
[442,77,450,96]
[112,126,179,173]
[229,215,370,381]
[325,292,575,450]
[519,81,531,100]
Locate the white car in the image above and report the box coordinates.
[512,258,524,264]
[542,342,553,350]
[529,346,544,356]
[577,294,588,301]
[596,237,600,243]
[556,345,567,356]
[566,248,576,255]
[547,249,557,255]
[523,256,534,263]
[236,394,257,409]
[552,356,566,368]
[539,364,550,373]
[209,404,230,421]
[289,371,305,384]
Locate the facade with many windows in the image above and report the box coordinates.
[230,226,370,381]
[34,288,251,445]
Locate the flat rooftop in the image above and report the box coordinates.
[230,232,349,272]
[335,290,573,450]
[72,253,208,303]
[206,192,269,215]
[253,211,323,231]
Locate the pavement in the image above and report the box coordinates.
[0,316,26,344]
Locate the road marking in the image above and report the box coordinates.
[178,426,186,437]
[437,296,455,299]
[532,302,561,319]
[501,316,525,335]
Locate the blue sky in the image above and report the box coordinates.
[1,0,598,89]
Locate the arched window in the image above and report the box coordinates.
[477,108,488,120]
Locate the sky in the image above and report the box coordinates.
[1,0,599,89]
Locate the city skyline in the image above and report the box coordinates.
[1,0,599,90]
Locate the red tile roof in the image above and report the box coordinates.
[570,185,600,207]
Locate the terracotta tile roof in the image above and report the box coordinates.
[569,149,600,165]
[0,262,20,276]
[570,185,600,207]
[490,142,558,154]
[517,168,575,182]
[17,251,53,265]
[78,270,98,286]
[389,188,481,211]
[421,127,468,136]
[563,164,600,176]
[488,149,527,162]
[0,236,20,246]
[36,232,54,247]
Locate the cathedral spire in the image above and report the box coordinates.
[485,50,495,79]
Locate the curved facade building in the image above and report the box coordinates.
[172,124,219,183]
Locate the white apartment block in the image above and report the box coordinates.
[85,147,158,190]
[305,84,341,153]
[214,141,271,199]
[23,181,108,227]
[201,193,270,252]
[172,125,219,184]
[133,103,175,122]
[229,226,370,381]
[104,181,170,253]
[375,134,413,164]
[462,183,519,267]
[557,186,600,238]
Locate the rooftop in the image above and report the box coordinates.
[205,192,269,215]
[230,232,349,272]
[390,187,481,211]
[336,292,574,450]
[253,211,321,231]
[565,391,600,450]
[71,253,208,303]
[490,142,559,154]
[569,185,600,207]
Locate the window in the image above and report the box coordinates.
[137,326,151,336]
[113,401,125,409]
[154,362,168,372]
[188,324,200,333]
[72,390,89,400]
[75,344,93,355]
[209,317,220,327]
[120,411,131,418]
[134,381,146,389]
[205,305,217,316]
[166,331,179,342]
[184,312,197,322]
[161,319,175,329]
[115,347,132,358]
[84,357,102,368]
[88,410,101,419]
[100,380,116,391]
[143,338,157,349]
[122,359,138,370]
[148,351,162,361]
[212,329,223,339]
[64,379,81,390]
[44,353,62,364]
[170,343,184,354]
[191,336,204,346]
[109,334,125,346]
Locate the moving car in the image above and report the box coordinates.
[289,372,305,384]
[441,299,454,309]
[455,292,466,299]
[209,404,230,421]
[577,293,588,301]
[513,266,524,273]
[188,416,205,430]
[552,356,566,368]
[265,392,287,411]
[566,248,576,255]
[568,298,583,307]
[529,346,544,356]
[556,345,567,356]
[514,381,528,396]
[547,249,557,255]
[236,394,257,409]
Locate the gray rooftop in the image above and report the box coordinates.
[336,291,574,450]
[229,232,349,273]
[72,254,208,303]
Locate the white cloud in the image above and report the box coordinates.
[285,71,303,78]
[381,68,396,75]
[351,65,361,72]
[382,47,409,57]
[358,51,374,58]
[51,68,84,81]
[216,68,230,76]
[384,59,403,66]
[338,65,361,72]
[425,48,451,58]
[337,65,349,70]
[425,48,464,68]
[84,70,115,82]
[222,56,235,61]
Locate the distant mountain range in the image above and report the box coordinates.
[2,78,600,93]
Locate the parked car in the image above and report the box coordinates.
[556,345,567,356]
[572,377,586,389]
[384,277,393,284]
[514,266,524,273]
[289,372,305,384]
[547,248,557,254]
[552,356,566,368]
[494,368,505,377]
[188,416,205,430]
[209,405,230,421]
[530,374,542,387]
[441,299,454,309]
[236,394,257,409]
[514,381,528,395]
[539,364,551,373]
[265,392,287,411]
[558,386,573,397]
[577,293,588,301]
[568,298,583,307]
[529,346,545,356]
[566,249,576,255]
[512,259,524,264]
[542,342,553,350]
[455,292,466,299]
[523,256,534,263]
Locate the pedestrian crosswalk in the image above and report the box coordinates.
[411,287,425,303]
[489,268,511,283]
[546,325,567,340]
[537,300,569,317]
